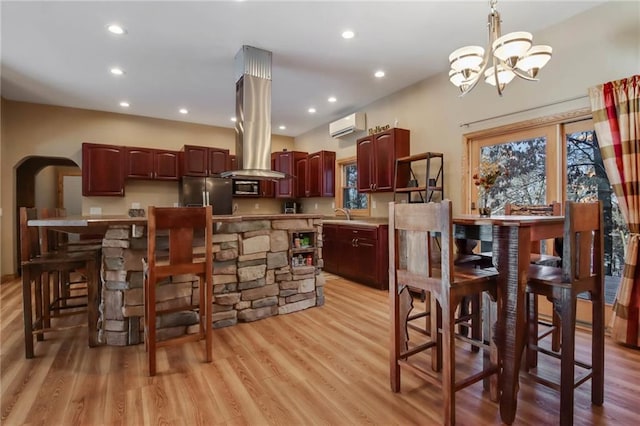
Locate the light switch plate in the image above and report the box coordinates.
[89,207,102,215]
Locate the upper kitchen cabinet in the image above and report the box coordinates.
[307,150,336,197]
[82,142,126,196]
[182,145,230,176]
[296,150,336,197]
[125,147,179,181]
[272,150,307,198]
[356,128,410,193]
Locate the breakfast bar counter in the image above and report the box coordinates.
[29,213,325,346]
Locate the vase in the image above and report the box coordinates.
[479,193,491,217]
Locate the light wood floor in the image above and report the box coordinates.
[1,274,639,425]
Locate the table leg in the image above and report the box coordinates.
[495,225,530,424]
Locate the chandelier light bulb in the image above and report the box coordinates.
[516,45,553,77]
[449,46,485,72]
[484,65,516,87]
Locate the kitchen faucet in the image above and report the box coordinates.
[334,208,351,220]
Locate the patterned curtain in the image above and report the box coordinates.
[589,75,640,347]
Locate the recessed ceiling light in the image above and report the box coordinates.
[119,101,130,108]
[179,108,188,114]
[107,24,126,35]
[231,117,237,122]
[374,70,385,78]
[328,96,337,103]
[279,125,286,130]
[342,30,355,39]
[110,67,124,76]
[308,107,316,114]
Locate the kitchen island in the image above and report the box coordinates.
[29,213,325,346]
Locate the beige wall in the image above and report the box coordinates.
[1,101,295,276]
[2,1,638,277]
[296,1,639,218]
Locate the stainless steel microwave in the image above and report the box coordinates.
[232,179,260,196]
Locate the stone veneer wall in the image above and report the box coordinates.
[99,217,324,346]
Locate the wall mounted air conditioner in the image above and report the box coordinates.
[329,112,365,138]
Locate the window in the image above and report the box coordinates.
[337,157,369,215]
[465,111,629,309]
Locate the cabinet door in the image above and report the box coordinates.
[372,131,396,191]
[308,151,335,198]
[182,145,208,176]
[356,136,374,192]
[125,147,153,179]
[153,150,179,180]
[260,180,275,198]
[208,148,229,175]
[296,157,308,198]
[82,143,125,196]
[229,155,237,171]
[354,237,378,285]
[322,225,340,273]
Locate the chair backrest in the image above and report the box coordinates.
[19,207,41,263]
[505,202,562,255]
[561,201,603,283]
[389,200,453,289]
[146,206,213,280]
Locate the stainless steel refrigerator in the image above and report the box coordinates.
[179,176,233,215]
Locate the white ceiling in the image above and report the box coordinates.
[1,0,607,137]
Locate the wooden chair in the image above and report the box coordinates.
[143,206,213,376]
[525,201,604,426]
[19,207,100,358]
[389,200,499,425]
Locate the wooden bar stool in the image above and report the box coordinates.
[389,200,499,425]
[20,207,100,358]
[525,201,605,426]
[143,206,213,376]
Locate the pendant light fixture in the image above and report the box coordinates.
[448,0,552,96]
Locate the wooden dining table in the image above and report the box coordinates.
[453,214,564,425]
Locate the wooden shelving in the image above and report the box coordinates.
[393,152,444,203]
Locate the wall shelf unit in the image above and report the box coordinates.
[393,152,444,203]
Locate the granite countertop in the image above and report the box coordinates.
[28,213,324,231]
[322,216,389,228]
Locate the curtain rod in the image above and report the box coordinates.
[459,95,589,128]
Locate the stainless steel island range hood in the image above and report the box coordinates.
[220,46,285,180]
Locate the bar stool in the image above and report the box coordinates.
[143,206,213,376]
[19,207,100,358]
[525,201,605,425]
[389,200,499,425]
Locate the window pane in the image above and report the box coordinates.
[480,137,547,214]
[566,129,629,279]
[341,161,369,211]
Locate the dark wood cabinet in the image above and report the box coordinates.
[126,147,179,180]
[322,224,388,290]
[272,150,307,198]
[182,145,229,176]
[296,156,308,197]
[356,128,410,192]
[82,143,126,196]
[307,150,335,197]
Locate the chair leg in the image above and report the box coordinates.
[526,292,538,369]
[389,279,401,392]
[146,276,157,376]
[551,311,561,352]
[431,297,442,372]
[22,269,35,359]
[42,272,51,329]
[559,291,576,426]
[204,275,213,363]
[470,294,481,353]
[35,272,44,342]
[591,291,605,405]
[442,301,456,426]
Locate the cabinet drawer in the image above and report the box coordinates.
[344,226,378,240]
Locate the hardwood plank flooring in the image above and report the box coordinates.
[1,274,639,425]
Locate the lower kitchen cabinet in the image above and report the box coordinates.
[322,223,388,290]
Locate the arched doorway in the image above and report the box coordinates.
[15,156,80,271]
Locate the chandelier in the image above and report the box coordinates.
[448,0,552,96]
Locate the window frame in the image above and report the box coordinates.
[336,156,370,217]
